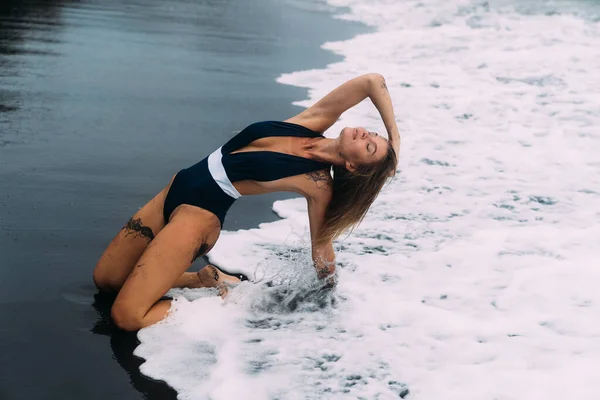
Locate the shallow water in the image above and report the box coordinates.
[136,0,600,399]
[0,0,367,398]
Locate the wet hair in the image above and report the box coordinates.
[316,141,397,245]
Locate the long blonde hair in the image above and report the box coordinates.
[317,141,397,245]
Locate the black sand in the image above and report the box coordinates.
[0,0,368,399]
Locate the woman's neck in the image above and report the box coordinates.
[302,137,345,167]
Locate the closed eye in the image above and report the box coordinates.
[367,141,378,155]
[367,143,376,155]
[368,132,378,155]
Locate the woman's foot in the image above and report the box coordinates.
[196,264,242,288]
[173,265,246,297]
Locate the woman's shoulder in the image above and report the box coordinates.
[303,169,333,203]
[279,167,332,203]
[282,117,325,135]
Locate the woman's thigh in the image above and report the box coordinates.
[111,205,221,328]
[93,177,174,292]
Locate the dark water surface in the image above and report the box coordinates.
[0,1,367,398]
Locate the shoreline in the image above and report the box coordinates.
[0,0,370,399]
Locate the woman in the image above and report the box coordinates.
[93,73,400,331]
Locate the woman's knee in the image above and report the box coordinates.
[111,301,144,332]
[93,262,122,293]
[93,263,113,292]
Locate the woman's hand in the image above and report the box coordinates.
[313,242,337,290]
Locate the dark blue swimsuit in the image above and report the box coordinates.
[163,121,331,227]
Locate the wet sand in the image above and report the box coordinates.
[0,0,368,399]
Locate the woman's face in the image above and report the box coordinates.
[339,126,389,170]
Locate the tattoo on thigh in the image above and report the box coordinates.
[381,79,388,90]
[192,242,210,263]
[122,217,155,243]
[306,171,332,191]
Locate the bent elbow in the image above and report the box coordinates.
[365,72,385,84]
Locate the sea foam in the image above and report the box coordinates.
[136,0,600,398]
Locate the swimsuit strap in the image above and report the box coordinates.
[221,121,331,184]
[221,120,324,154]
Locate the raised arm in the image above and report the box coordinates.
[286,73,400,169]
[368,74,400,172]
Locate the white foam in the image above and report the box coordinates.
[136,0,600,398]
